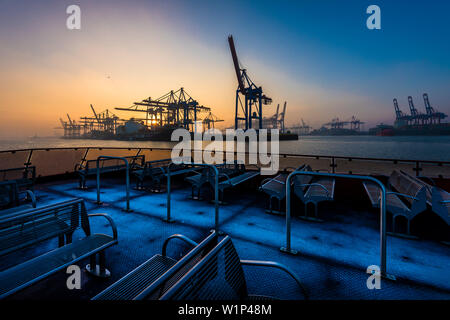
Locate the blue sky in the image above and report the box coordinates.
[0,0,449,135]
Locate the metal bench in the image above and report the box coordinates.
[0,181,36,211]
[0,198,118,298]
[431,186,450,227]
[0,166,36,192]
[160,235,308,300]
[75,155,145,189]
[292,169,335,221]
[92,231,218,300]
[363,170,427,236]
[185,161,245,200]
[399,170,450,227]
[260,165,307,215]
[132,157,192,192]
[215,170,260,203]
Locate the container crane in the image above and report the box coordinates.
[423,93,447,124]
[228,35,272,130]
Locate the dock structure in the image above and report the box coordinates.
[56,88,223,139]
[228,35,272,130]
[115,87,212,132]
[394,93,448,127]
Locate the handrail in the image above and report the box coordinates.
[240,259,308,299]
[0,147,448,183]
[283,170,394,280]
[1,146,449,165]
[162,234,198,257]
[96,156,131,212]
[166,161,220,232]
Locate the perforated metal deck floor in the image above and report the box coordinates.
[2,176,449,300]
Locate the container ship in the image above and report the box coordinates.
[370,94,450,136]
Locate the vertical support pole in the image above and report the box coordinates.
[259,94,263,130]
[235,90,239,130]
[249,100,252,129]
[125,162,130,212]
[165,164,174,223]
[214,166,219,232]
[280,173,297,255]
[96,161,101,205]
[25,149,33,168]
[245,96,249,130]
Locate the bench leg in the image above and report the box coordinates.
[86,252,111,278]
[387,215,417,239]
[299,202,323,222]
[78,177,88,190]
[58,235,65,247]
[265,197,284,215]
[66,232,73,244]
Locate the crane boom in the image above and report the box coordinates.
[228,35,246,94]
[90,104,100,123]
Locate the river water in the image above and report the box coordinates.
[0,136,449,161]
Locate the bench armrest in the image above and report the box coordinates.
[88,213,118,240]
[162,234,198,257]
[240,260,308,300]
[24,190,36,208]
[300,183,330,197]
[386,191,419,201]
[260,177,285,190]
[218,173,232,185]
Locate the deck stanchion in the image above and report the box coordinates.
[165,162,220,231]
[281,171,395,280]
[165,164,174,223]
[96,156,131,212]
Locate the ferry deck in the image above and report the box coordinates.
[1,147,449,300]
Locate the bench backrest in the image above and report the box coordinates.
[292,165,313,201]
[145,157,192,174]
[431,186,450,224]
[389,170,427,207]
[0,167,35,188]
[160,236,247,300]
[0,181,19,209]
[133,231,219,300]
[400,170,433,203]
[81,155,145,171]
[0,199,89,257]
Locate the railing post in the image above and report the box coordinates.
[280,173,297,255]
[125,162,130,212]
[165,164,174,223]
[213,166,219,232]
[96,158,101,205]
[281,171,395,280]
[165,162,220,231]
[96,156,131,212]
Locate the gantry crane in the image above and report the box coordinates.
[115,88,210,132]
[423,93,447,124]
[228,35,272,130]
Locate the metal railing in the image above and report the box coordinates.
[166,162,220,231]
[283,170,395,280]
[1,147,449,178]
[96,156,131,212]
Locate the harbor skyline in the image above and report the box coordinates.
[0,0,449,137]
